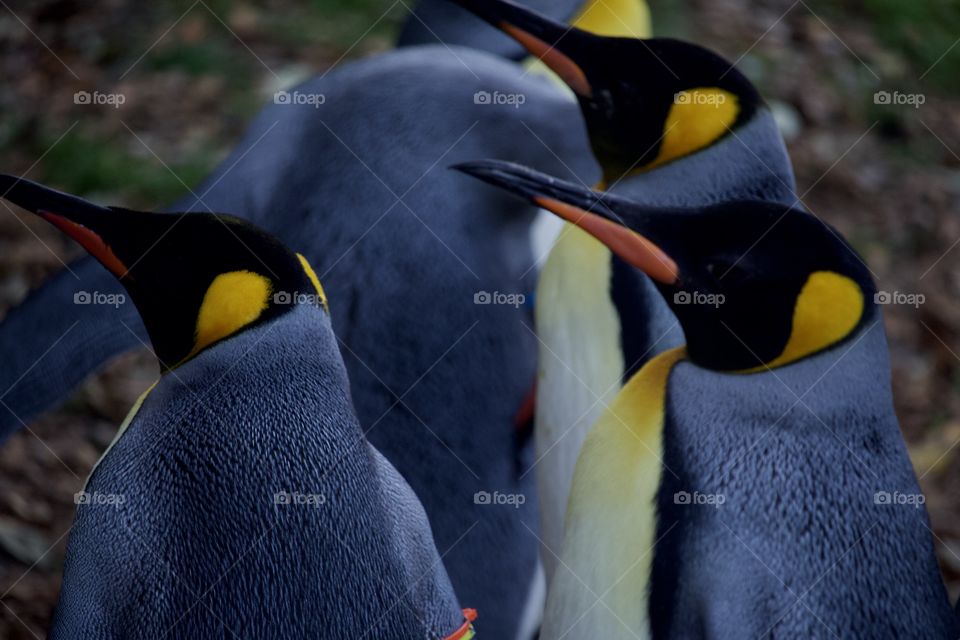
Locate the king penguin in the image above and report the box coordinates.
[449,0,797,584]
[0,174,478,640]
[456,159,959,639]
[0,43,600,638]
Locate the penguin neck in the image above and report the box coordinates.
[738,317,890,405]
[543,346,686,639]
[86,304,345,486]
[610,110,797,208]
[171,303,344,399]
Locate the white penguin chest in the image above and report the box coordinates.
[534,226,625,575]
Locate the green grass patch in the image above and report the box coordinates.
[861,0,960,93]
[36,130,218,207]
[265,0,405,50]
[146,41,253,84]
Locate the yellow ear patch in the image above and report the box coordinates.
[750,271,864,371]
[571,0,651,38]
[646,87,739,171]
[296,253,328,311]
[190,271,272,357]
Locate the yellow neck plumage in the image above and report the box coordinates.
[543,346,685,639]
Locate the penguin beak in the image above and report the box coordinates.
[453,160,679,284]
[0,174,130,278]
[447,0,594,98]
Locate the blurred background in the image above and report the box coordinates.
[0,0,957,636]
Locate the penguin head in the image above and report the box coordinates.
[0,175,328,372]
[455,160,876,372]
[449,0,763,183]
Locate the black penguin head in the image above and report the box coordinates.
[455,160,877,372]
[0,175,328,372]
[448,0,763,183]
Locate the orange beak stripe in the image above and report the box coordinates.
[535,197,679,284]
[39,211,129,278]
[501,23,593,98]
